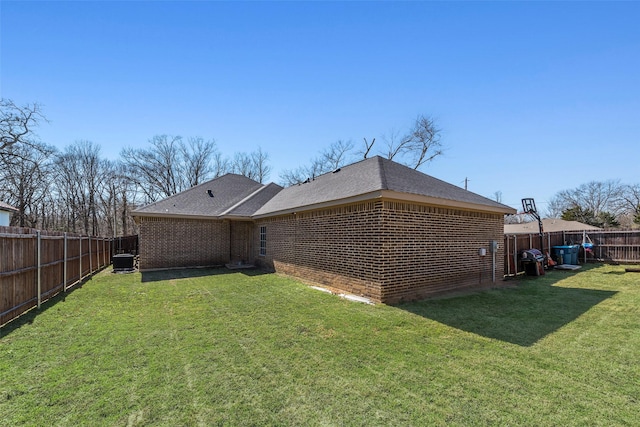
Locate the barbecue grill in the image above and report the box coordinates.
[521,249,545,276]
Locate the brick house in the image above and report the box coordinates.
[133,156,515,303]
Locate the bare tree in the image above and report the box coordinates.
[211,151,231,178]
[282,114,443,187]
[251,147,271,183]
[0,99,46,153]
[320,140,354,171]
[546,180,627,227]
[618,184,640,213]
[96,161,138,237]
[53,141,106,235]
[182,137,218,187]
[546,196,566,218]
[619,184,640,225]
[375,116,443,169]
[279,166,309,187]
[279,140,355,186]
[231,152,255,180]
[121,135,186,202]
[549,180,624,218]
[380,127,406,161]
[358,137,375,159]
[229,148,272,183]
[406,115,443,169]
[0,140,55,227]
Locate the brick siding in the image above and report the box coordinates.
[255,199,505,303]
[138,199,506,303]
[230,221,254,265]
[138,217,230,270]
[377,201,504,303]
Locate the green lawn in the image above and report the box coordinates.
[1,264,638,426]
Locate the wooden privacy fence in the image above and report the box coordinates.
[112,234,139,255]
[504,229,640,275]
[0,226,112,327]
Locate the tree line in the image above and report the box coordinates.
[1,99,444,236]
[546,180,640,228]
[1,100,273,235]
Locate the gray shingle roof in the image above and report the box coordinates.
[505,218,601,234]
[254,156,515,216]
[133,174,272,218]
[223,183,284,218]
[134,157,515,220]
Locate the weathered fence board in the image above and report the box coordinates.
[0,226,119,327]
[504,229,640,275]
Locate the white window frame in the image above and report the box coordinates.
[259,226,267,256]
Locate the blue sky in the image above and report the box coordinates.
[2,1,639,214]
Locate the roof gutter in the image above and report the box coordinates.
[381,190,517,215]
[252,190,516,219]
[132,211,227,222]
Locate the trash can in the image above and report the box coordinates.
[552,246,571,265]
[569,245,580,265]
[554,245,580,265]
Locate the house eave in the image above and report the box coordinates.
[0,205,18,214]
[381,190,517,215]
[252,189,516,219]
[218,214,254,221]
[251,191,385,219]
[132,211,221,222]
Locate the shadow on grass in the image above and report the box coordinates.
[398,268,616,347]
[0,280,87,339]
[141,266,269,283]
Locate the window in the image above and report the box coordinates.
[259,226,267,256]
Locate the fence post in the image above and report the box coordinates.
[89,235,93,275]
[63,232,68,292]
[79,236,82,282]
[37,230,42,309]
[514,236,518,274]
[506,235,510,276]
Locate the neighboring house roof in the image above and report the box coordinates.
[254,156,516,217]
[0,201,18,213]
[504,218,602,234]
[133,174,282,219]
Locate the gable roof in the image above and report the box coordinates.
[133,174,281,219]
[134,157,515,221]
[253,156,516,217]
[505,218,602,234]
[0,201,18,213]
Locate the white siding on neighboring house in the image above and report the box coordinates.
[0,211,10,226]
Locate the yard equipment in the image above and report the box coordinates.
[520,249,545,276]
[522,198,547,268]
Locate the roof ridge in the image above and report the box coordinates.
[376,156,389,190]
[219,182,274,217]
[133,173,256,213]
